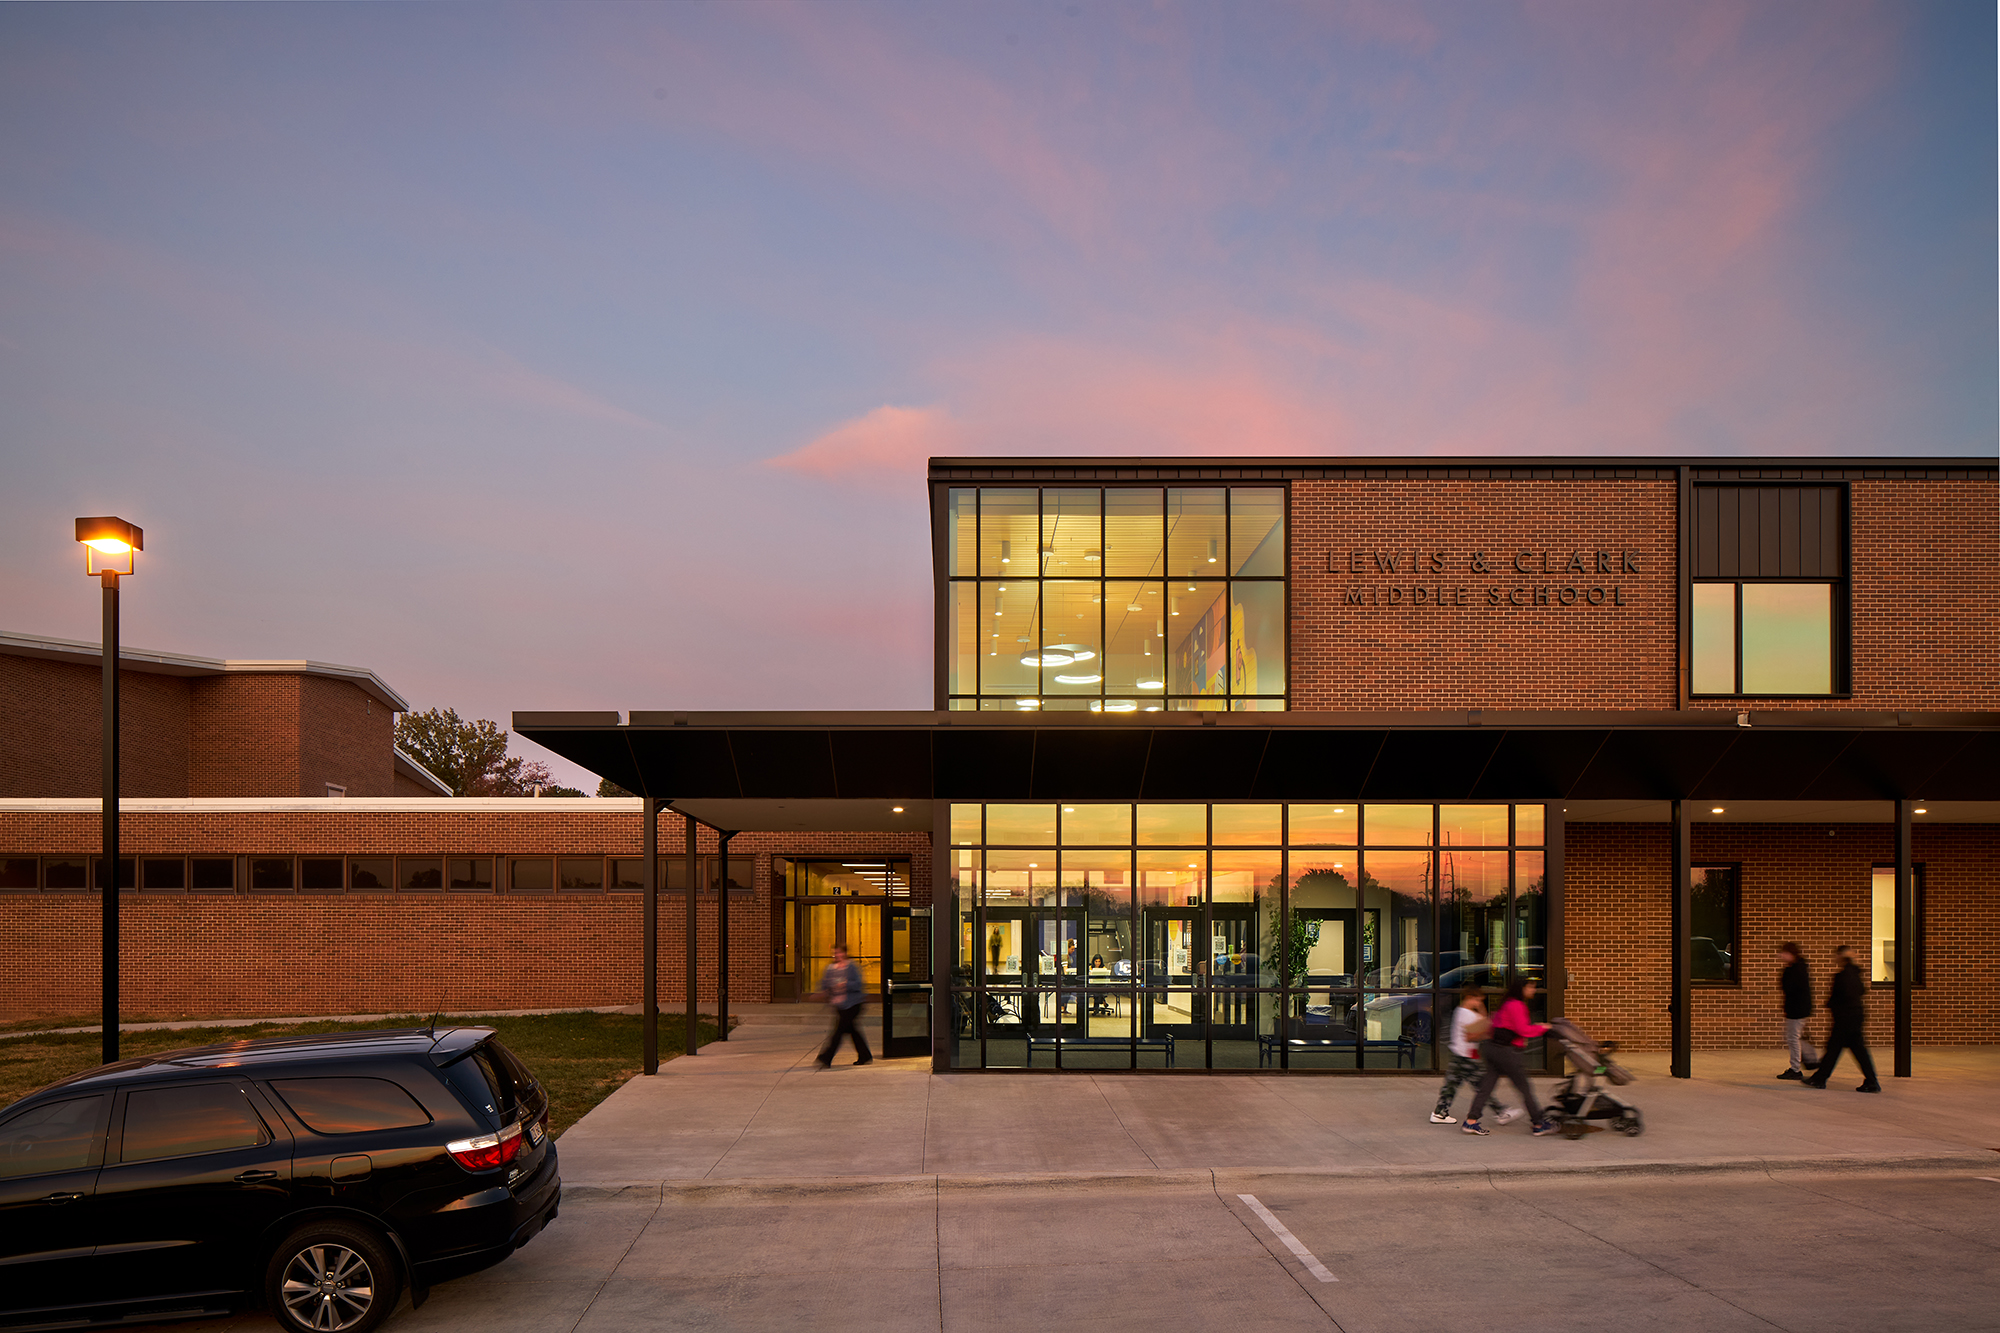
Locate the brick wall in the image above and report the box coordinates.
[1287,476,1998,713]
[297,677,394,796]
[1289,479,1680,710]
[0,807,932,1022]
[1566,821,1999,1050]
[0,656,193,797]
[189,675,301,796]
[1684,479,1999,713]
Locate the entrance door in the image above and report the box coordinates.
[1143,909,1203,1037]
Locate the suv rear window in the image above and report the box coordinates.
[271,1078,432,1134]
[122,1084,269,1163]
[443,1039,538,1125]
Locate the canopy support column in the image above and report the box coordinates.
[1895,800,1914,1078]
[642,797,658,1075]
[1670,799,1692,1079]
[686,811,699,1058]
[717,830,734,1041]
[1543,803,1566,1075]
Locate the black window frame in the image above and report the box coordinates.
[1686,482,1851,700]
[1869,861,1926,989]
[939,484,1290,714]
[1689,861,1741,988]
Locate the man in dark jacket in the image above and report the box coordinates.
[1803,945,1880,1092]
[1776,943,1815,1080]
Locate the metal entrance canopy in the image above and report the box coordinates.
[513,708,2000,812]
[514,707,1998,1081]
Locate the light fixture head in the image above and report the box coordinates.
[891,806,904,813]
[1207,538,1218,563]
[1137,679,1164,689]
[1710,807,1725,815]
[1000,540,1011,564]
[1015,697,1041,709]
[1102,699,1137,713]
[75,516,142,575]
[1021,649,1077,668]
[1914,807,1928,814]
[1054,673,1103,685]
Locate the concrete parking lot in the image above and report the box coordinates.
[137,1021,2000,1333]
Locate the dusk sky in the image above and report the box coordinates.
[1,2,1992,788]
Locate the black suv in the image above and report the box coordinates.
[0,1027,560,1333]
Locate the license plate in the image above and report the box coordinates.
[525,1119,544,1147]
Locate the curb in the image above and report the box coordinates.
[554,1151,2000,1201]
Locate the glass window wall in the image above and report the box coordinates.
[948,801,1550,1072]
[943,486,1286,712]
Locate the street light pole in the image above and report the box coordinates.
[76,516,142,1066]
[101,567,120,1065]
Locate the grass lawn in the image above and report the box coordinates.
[0,1011,727,1138]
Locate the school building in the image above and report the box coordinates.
[3,457,1996,1076]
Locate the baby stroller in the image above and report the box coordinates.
[1544,1017,1642,1139]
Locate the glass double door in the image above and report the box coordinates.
[1145,906,1259,1039]
[794,897,929,1058]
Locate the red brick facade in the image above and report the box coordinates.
[0,656,397,798]
[1290,478,1681,710]
[1565,821,1998,1050]
[1287,476,1998,713]
[0,805,931,1022]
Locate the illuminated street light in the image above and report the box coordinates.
[76,515,142,1064]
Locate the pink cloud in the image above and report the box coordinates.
[768,404,967,486]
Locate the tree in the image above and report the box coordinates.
[394,707,580,796]
[598,777,635,798]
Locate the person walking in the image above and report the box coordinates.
[1463,976,1556,1136]
[812,944,873,1068]
[1775,943,1816,1080]
[1803,945,1880,1092]
[1430,986,1519,1125]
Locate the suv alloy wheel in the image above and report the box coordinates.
[265,1219,403,1333]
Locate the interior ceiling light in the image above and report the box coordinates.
[1137,679,1164,689]
[1063,806,1076,813]
[1103,699,1138,713]
[891,806,904,813]
[1022,649,1077,667]
[1126,600,1143,612]
[1143,705,1162,712]
[1914,807,1928,814]
[1208,538,1218,563]
[1055,673,1103,685]
[1000,540,1011,564]
[1711,807,1725,814]
[1016,698,1041,708]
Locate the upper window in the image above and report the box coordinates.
[120,1084,269,1163]
[1690,486,1845,697]
[944,486,1286,712]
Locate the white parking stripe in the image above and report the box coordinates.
[1238,1194,1339,1283]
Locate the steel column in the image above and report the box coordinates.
[1895,799,1913,1078]
[642,798,658,1074]
[717,831,733,1041]
[686,812,699,1057]
[100,571,120,1066]
[1543,803,1566,1075]
[931,800,951,1073]
[1669,800,1692,1079]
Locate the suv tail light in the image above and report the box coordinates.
[446,1120,524,1172]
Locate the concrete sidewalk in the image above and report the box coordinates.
[557,1021,2000,1185]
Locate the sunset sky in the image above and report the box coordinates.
[1,2,1991,786]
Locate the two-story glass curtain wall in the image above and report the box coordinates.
[944,487,1287,712]
[947,802,1547,1071]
